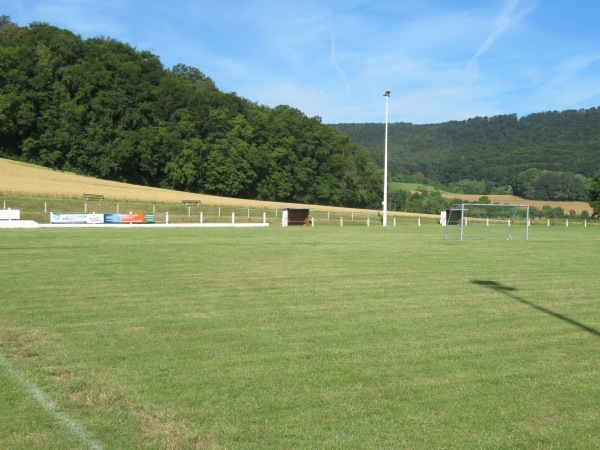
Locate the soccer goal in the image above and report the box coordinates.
[443,203,530,241]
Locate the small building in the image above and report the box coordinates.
[282,208,310,227]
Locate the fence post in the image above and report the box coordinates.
[188,206,191,217]
[312,217,315,227]
[367,217,370,227]
[232,212,235,224]
[393,217,396,226]
[263,212,266,224]
[200,212,203,224]
[566,219,569,227]
[166,212,169,224]
[418,217,421,226]
[340,217,343,227]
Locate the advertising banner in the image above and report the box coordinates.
[50,213,151,225]
[121,213,145,223]
[0,209,20,220]
[104,214,121,224]
[87,214,104,224]
[51,213,88,224]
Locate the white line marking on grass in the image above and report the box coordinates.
[0,355,103,450]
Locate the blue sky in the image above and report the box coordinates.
[3,0,600,124]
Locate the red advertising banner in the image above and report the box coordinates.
[121,213,146,223]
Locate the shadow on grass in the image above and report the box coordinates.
[471,280,600,337]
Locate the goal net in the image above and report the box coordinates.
[443,203,530,241]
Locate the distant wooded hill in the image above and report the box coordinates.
[0,17,382,209]
[330,109,600,201]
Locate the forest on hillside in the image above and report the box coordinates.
[331,109,600,201]
[0,17,382,208]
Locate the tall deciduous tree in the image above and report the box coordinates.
[587,171,600,217]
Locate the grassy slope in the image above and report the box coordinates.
[0,158,399,216]
[0,158,305,208]
[0,226,598,448]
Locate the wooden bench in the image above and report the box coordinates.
[83,193,104,202]
[182,200,202,206]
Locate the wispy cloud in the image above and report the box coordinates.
[466,0,533,80]
[328,23,351,95]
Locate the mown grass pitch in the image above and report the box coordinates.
[1,225,598,449]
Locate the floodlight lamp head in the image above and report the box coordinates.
[383,91,391,97]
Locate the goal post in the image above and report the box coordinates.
[443,203,530,241]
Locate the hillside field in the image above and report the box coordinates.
[0,158,319,210]
[1,158,592,216]
[0,158,405,218]
[389,182,592,214]
[440,193,592,214]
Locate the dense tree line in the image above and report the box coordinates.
[0,18,382,208]
[512,168,587,201]
[331,109,600,201]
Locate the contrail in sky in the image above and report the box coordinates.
[328,23,351,94]
[466,0,527,78]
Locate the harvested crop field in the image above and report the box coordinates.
[0,158,398,215]
[441,193,592,214]
[1,158,591,215]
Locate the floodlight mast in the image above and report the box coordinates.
[383,90,391,227]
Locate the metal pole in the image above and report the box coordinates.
[526,206,530,240]
[383,91,390,227]
[460,203,465,241]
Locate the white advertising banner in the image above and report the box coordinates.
[51,213,89,224]
[87,214,104,224]
[0,209,20,220]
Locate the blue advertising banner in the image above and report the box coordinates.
[104,214,122,224]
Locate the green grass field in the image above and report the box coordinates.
[1,226,598,449]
